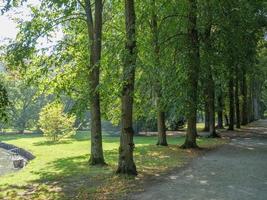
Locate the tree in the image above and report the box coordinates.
[116,0,137,175]
[235,66,241,128]
[200,0,219,137]
[217,89,224,129]
[1,0,266,176]
[2,0,106,165]
[215,0,266,129]
[241,69,248,125]
[151,0,167,146]
[39,102,76,142]
[84,0,106,165]
[7,79,44,133]
[203,100,209,131]
[181,0,200,149]
[0,81,9,123]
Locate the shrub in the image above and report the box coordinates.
[39,102,76,141]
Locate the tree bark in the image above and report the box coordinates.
[85,0,105,165]
[241,69,248,125]
[18,121,26,134]
[203,99,209,131]
[156,109,167,146]
[116,0,137,175]
[248,78,254,122]
[201,3,219,137]
[235,68,241,128]
[228,74,235,130]
[207,75,219,137]
[156,87,167,146]
[224,114,229,126]
[217,93,224,129]
[181,0,199,149]
[252,79,260,120]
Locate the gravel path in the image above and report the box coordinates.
[130,120,267,200]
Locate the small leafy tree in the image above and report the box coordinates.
[39,102,76,142]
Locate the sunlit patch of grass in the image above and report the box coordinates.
[182,122,205,132]
[0,131,227,199]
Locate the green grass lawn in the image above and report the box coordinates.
[183,122,205,131]
[0,130,227,200]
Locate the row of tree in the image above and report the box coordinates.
[1,0,266,175]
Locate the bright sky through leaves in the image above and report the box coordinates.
[0,0,62,47]
[0,14,17,40]
[0,0,39,41]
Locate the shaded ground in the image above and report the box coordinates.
[130,120,267,200]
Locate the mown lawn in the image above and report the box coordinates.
[0,130,227,200]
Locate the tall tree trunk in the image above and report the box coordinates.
[224,114,229,126]
[207,75,219,137]
[181,0,199,149]
[156,108,167,146]
[241,69,248,125]
[228,74,235,130]
[253,79,260,120]
[116,0,137,175]
[19,121,26,134]
[203,99,209,131]
[156,89,167,146]
[235,68,241,128]
[202,68,209,132]
[248,79,254,122]
[85,0,105,165]
[151,0,167,146]
[202,2,219,137]
[217,93,224,129]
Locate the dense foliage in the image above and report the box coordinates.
[39,102,76,141]
[0,0,266,174]
[0,81,9,123]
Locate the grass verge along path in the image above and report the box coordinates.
[0,131,227,200]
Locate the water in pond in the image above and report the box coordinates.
[0,148,17,176]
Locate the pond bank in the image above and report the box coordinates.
[0,142,35,176]
[0,148,17,176]
[0,142,35,160]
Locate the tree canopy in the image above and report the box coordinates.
[0,0,266,175]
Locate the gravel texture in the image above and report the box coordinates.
[130,120,267,200]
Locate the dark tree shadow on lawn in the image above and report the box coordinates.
[0,133,42,142]
[0,143,206,199]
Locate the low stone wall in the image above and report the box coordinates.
[0,142,35,161]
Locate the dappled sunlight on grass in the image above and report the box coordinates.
[182,122,205,132]
[0,131,227,199]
